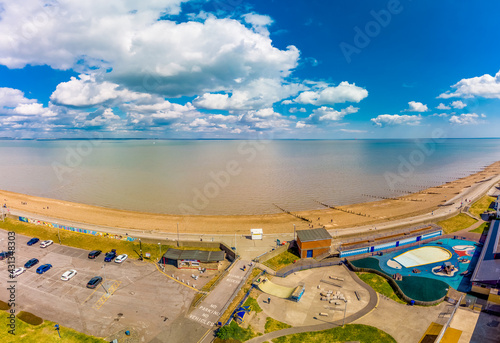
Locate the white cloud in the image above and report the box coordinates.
[0,88,36,107]
[295,121,313,129]
[371,114,422,127]
[439,70,500,99]
[242,13,273,35]
[294,82,368,106]
[193,78,304,110]
[450,100,466,109]
[405,101,428,112]
[289,107,306,113]
[449,113,481,125]
[436,103,450,110]
[308,105,358,122]
[432,113,449,117]
[0,2,299,100]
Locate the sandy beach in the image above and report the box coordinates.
[1,161,500,235]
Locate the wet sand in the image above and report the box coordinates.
[1,161,500,235]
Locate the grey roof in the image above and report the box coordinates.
[471,220,500,284]
[297,228,332,243]
[162,249,225,262]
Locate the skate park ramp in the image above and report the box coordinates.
[257,278,295,298]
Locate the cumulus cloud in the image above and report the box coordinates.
[193,79,304,110]
[439,70,500,99]
[371,114,422,127]
[307,105,359,122]
[451,100,466,109]
[288,107,306,113]
[449,113,483,125]
[436,103,450,110]
[0,1,300,100]
[405,101,428,112]
[0,87,56,117]
[432,113,448,117]
[242,13,273,35]
[294,82,368,106]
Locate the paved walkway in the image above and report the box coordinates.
[246,265,378,343]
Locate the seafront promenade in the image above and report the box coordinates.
[4,173,500,260]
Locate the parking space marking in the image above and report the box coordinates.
[92,280,121,310]
[81,287,100,305]
[153,261,200,292]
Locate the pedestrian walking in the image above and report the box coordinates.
[268,297,271,304]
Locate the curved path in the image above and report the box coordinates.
[246,266,378,343]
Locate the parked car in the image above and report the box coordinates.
[115,254,128,263]
[88,250,102,259]
[27,237,40,246]
[86,276,103,289]
[40,240,53,248]
[24,258,39,268]
[0,251,14,260]
[61,269,77,281]
[11,267,26,278]
[104,249,117,262]
[36,264,52,274]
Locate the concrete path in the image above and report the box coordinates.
[246,267,378,343]
[188,259,251,328]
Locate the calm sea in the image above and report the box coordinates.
[1,139,500,215]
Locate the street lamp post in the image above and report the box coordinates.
[139,238,143,260]
[102,264,109,295]
[158,242,162,262]
[177,223,179,247]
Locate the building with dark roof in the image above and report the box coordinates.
[296,227,332,258]
[160,248,225,270]
[471,220,500,294]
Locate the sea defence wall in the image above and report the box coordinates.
[339,225,443,258]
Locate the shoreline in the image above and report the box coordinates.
[1,161,500,235]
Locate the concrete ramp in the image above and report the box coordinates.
[257,278,295,298]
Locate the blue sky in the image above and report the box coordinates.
[0,0,499,139]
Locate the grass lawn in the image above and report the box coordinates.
[215,320,259,342]
[356,273,405,304]
[271,324,396,343]
[0,310,106,343]
[243,296,262,313]
[469,195,496,217]
[437,214,477,234]
[0,218,218,261]
[470,221,490,234]
[265,317,291,333]
[262,249,300,271]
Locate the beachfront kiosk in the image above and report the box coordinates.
[296,228,332,258]
[160,248,225,270]
[251,228,263,240]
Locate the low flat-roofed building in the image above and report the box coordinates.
[160,248,225,270]
[296,227,332,258]
[471,220,500,294]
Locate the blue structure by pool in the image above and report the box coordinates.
[351,238,481,300]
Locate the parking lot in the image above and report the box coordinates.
[0,230,199,341]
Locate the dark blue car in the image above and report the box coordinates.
[24,258,39,268]
[27,237,39,246]
[36,264,52,274]
[104,249,117,262]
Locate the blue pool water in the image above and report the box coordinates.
[364,238,481,292]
